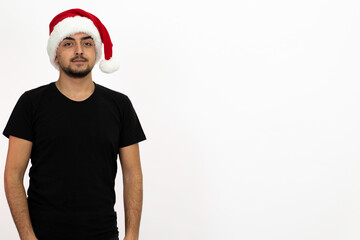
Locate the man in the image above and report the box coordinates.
[3,8,146,240]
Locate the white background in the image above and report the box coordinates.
[1,0,360,239]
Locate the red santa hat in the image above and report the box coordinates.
[47,8,120,73]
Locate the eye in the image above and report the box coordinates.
[85,42,92,46]
[64,42,72,46]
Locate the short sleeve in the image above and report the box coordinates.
[2,91,34,142]
[119,96,147,148]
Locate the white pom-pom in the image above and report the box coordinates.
[99,56,120,73]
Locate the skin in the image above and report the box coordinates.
[4,137,36,240]
[54,32,97,101]
[4,32,143,240]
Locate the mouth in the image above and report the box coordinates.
[72,58,87,62]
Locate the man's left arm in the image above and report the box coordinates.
[119,143,143,240]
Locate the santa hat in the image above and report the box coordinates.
[47,8,120,73]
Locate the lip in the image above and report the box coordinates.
[73,61,86,62]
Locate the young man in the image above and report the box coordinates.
[3,8,146,240]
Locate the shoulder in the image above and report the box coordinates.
[19,82,54,111]
[23,82,53,104]
[24,82,52,97]
[95,82,130,105]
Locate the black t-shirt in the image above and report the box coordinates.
[2,81,147,240]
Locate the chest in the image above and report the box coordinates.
[32,100,121,157]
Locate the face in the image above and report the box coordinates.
[55,32,96,78]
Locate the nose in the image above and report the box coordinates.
[74,42,83,55]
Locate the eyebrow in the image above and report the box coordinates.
[63,36,93,41]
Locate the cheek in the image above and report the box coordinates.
[90,50,96,61]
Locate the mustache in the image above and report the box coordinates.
[71,56,87,61]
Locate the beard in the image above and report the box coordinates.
[59,61,93,78]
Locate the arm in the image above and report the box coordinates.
[119,143,143,240]
[4,136,38,240]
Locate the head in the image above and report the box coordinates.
[47,8,120,74]
[55,32,96,78]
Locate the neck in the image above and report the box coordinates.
[55,73,95,101]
